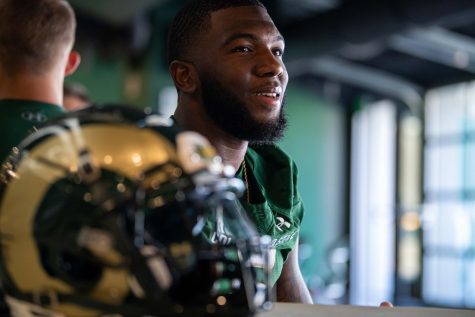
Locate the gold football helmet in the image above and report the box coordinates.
[0,106,271,317]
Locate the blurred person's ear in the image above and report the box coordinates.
[65,50,81,76]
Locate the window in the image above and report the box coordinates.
[350,100,396,305]
[423,82,475,308]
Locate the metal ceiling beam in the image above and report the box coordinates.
[389,27,475,73]
[69,0,170,26]
[282,0,475,61]
[288,57,424,114]
[280,0,341,11]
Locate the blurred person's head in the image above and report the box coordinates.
[0,0,80,104]
[0,0,79,76]
[63,82,91,111]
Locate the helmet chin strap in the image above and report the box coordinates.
[6,296,64,317]
[6,289,167,317]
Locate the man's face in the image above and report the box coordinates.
[193,5,289,143]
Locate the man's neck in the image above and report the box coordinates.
[174,102,248,171]
[0,73,63,106]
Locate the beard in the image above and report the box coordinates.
[199,73,287,145]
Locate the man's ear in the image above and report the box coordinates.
[65,50,81,76]
[169,60,199,94]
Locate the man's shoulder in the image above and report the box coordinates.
[246,143,301,210]
[0,99,64,162]
[247,144,297,171]
[0,99,64,116]
[0,99,64,131]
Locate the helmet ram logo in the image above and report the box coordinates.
[0,106,272,317]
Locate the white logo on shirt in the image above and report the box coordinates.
[270,230,298,248]
[210,205,233,245]
[275,216,291,232]
[21,111,47,123]
[210,231,232,245]
[210,229,298,249]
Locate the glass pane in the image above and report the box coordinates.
[423,254,464,306]
[424,145,440,194]
[422,203,438,247]
[464,82,475,133]
[438,145,463,192]
[437,84,466,136]
[422,81,475,309]
[466,258,475,308]
[423,203,471,251]
[463,142,475,191]
[425,90,440,138]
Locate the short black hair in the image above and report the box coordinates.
[167,0,265,65]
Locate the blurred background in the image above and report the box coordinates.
[66,0,475,308]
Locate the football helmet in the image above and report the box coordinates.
[0,106,272,317]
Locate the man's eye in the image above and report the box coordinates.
[273,48,284,57]
[233,46,252,53]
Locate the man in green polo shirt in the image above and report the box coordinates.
[167,0,312,303]
[0,0,81,162]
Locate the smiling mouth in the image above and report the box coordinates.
[254,92,280,99]
[252,92,283,109]
[252,86,283,99]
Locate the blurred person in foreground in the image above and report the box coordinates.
[0,1,79,315]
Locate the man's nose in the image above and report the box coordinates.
[254,50,286,78]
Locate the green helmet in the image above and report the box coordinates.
[0,105,272,317]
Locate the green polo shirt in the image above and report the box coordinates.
[238,145,304,285]
[171,116,304,285]
[169,118,305,286]
[0,99,64,162]
[205,144,304,286]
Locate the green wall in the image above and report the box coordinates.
[67,42,170,108]
[66,49,126,104]
[280,85,346,283]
